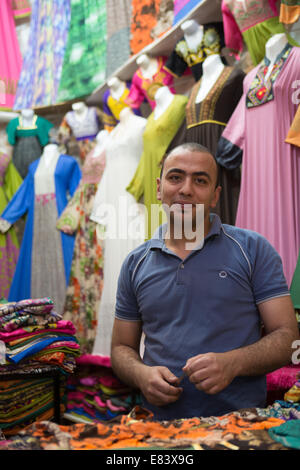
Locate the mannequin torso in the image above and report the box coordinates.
[93,130,109,157]
[107,77,126,100]
[136,54,159,79]
[72,102,89,122]
[41,144,60,168]
[20,109,35,128]
[264,33,289,81]
[154,86,175,120]
[195,54,225,103]
[181,19,204,51]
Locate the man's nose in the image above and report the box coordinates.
[179,177,193,195]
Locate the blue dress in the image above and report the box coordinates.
[1,154,81,305]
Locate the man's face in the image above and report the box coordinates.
[157,149,221,226]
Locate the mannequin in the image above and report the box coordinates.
[264,33,289,81]
[181,19,204,51]
[41,143,60,164]
[136,54,159,79]
[195,54,225,103]
[20,109,35,127]
[93,129,109,157]
[107,77,126,101]
[154,86,175,120]
[72,101,89,122]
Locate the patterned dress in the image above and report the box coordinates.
[0,153,22,299]
[56,147,106,354]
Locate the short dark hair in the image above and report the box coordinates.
[159,142,220,187]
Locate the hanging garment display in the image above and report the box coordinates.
[168,65,245,225]
[163,23,226,82]
[127,94,188,240]
[290,250,300,309]
[0,150,81,313]
[0,0,30,110]
[58,105,102,163]
[125,56,176,110]
[280,0,300,25]
[0,153,23,299]
[130,0,162,55]
[57,0,107,103]
[105,0,131,78]
[90,111,147,357]
[6,113,54,179]
[13,0,71,110]
[221,0,288,65]
[216,44,300,287]
[56,145,106,354]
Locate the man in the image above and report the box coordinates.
[111,143,299,420]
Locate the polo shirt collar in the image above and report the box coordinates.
[149,213,222,251]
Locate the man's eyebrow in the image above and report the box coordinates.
[166,168,212,180]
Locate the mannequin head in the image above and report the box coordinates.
[72,101,87,114]
[119,107,134,122]
[181,19,202,35]
[107,76,124,91]
[96,129,109,143]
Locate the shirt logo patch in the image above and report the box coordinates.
[219,271,228,278]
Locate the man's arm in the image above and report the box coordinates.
[183,295,300,394]
[111,318,183,406]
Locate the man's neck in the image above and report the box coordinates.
[164,216,211,259]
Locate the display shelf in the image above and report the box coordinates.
[86,0,223,106]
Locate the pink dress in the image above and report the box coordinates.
[0,0,29,110]
[216,46,300,287]
[125,56,176,110]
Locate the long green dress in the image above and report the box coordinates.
[57,0,107,102]
[0,153,23,298]
[127,94,188,240]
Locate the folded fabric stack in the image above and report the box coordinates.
[0,298,81,373]
[64,354,141,424]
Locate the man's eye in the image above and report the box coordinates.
[195,178,208,184]
[169,175,181,181]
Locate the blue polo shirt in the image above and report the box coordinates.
[115,214,290,420]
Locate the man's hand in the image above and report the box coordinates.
[137,365,183,407]
[182,352,237,395]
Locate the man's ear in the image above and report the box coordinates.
[156,177,162,201]
[210,185,222,209]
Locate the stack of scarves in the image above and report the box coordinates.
[0,298,81,373]
[64,354,141,424]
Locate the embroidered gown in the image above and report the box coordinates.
[0,153,23,299]
[91,114,147,357]
[216,45,300,286]
[0,154,81,312]
[56,147,106,354]
[168,66,245,225]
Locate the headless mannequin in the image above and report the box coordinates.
[154,86,175,120]
[40,143,60,168]
[195,54,225,103]
[181,19,204,51]
[264,33,289,81]
[93,129,109,157]
[136,54,159,79]
[72,101,89,122]
[107,77,126,100]
[21,109,35,127]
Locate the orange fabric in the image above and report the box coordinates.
[280,3,300,24]
[130,0,162,54]
[286,104,300,147]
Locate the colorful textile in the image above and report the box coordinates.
[246,44,292,107]
[14,0,71,109]
[57,0,107,103]
[284,377,300,402]
[257,400,300,420]
[11,0,31,18]
[102,83,141,132]
[0,154,22,299]
[280,0,300,24]
[127,94,188,240]
[130,0,162,55]
[0,0,23,111]
[286,103,300,149]
[222,0,285,65]
[105,0,131,78]
[173,0,203,25]
[126,56,176,110]
[0,155,81,303]
[269,420,300,449]
[0,407,288,450]
[216,46,300,287]
[56,148,106,354]
[267,365,300,391]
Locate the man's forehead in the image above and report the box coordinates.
[165,149,216,170]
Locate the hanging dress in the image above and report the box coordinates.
[279,0,300,25]
[90,114,147,357]
[221,0,288,65]
[13,0,71,110]
[216,45,300,286]
[57,0,107,103]
[0,154,81,312]
[56,147,106,354]
[0,0,30,110]
[168,66,245,225]
[6,115,54,179]
[0,153,23,299]
[127,94,188,240]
